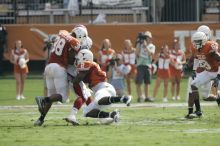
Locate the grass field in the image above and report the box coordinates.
[0,77,220,146]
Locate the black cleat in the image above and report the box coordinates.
[185,111,203,119]
[110,110,120,123]
[34,118,44,126]
[121,95,132,106]
[35,96,45,115]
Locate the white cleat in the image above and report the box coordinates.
[121,95,132,106]
[110,109,120,123]
[64,115,79,126]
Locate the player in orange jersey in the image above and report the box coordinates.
[67,49,131,124]
[185,31,220,119]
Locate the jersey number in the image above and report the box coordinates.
[51,36,66,56]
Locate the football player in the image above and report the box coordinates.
[185,31,220,119]
[68,49,131,124]
[64,25,94,125]
[34,29,80,126]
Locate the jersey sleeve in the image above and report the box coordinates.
[69,37,80,52]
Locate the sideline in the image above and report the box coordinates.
[0,102,217,110]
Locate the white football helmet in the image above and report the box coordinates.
[191,31,208,49]
[197,25,211,40]
[75,49,93,65]
[71,25,88,43]
[81,37,93,50]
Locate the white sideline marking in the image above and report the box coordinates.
[169,128,220,133]
[0,102,217,110]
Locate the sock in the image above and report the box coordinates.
[98,111,110,118]
[194,98,201,112]
[39,114,45,121]
[98,96,121,105]
[74,97,84,110]
[188,107,193,115]
[86,96,92,105]
[109,96,121,103]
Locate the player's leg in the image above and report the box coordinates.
[65,82,92,125]
[84,101,120,123]
[185,71,215,119]
[35,64,67,126]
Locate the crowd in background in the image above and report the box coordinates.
[97,31,186,103]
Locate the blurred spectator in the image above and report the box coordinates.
[107,54,131,96]
[97,39,116,72]
[170,39,186,100]
[121,39,137,98]
[152,45,170,102]
[10,40,29,100]
[135,31,156,102]
[0,24,7,75]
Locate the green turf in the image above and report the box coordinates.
[0,77,220,146]
[0,77,188,105]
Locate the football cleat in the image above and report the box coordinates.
[110,109,120,123]
[63,115,79,126]
[121,95,132,106]
[34,118,44,126]
[35,96,45,115]
[185,111,203,119]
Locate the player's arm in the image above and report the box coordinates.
[210,51,220,62]
[71,71,89,84]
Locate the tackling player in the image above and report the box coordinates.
[68,49,131,124]
[185,31,220,119]
[34,29,80,126]
[65,26,94,125]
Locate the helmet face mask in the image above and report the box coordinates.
[71,26,88,43]
[192,31,207,50]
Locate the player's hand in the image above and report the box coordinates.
[191,70,196,80]
[213,74,220,87]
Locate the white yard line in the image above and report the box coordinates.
[0,102,217,110]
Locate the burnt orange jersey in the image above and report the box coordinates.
[48,33,80,68]
[192,41,219,72]
[77,61,107,88]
